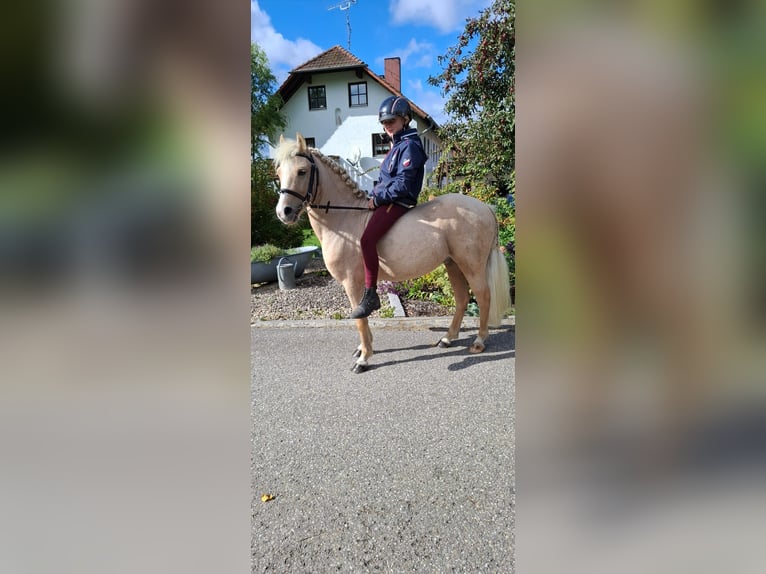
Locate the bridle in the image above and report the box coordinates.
[279,152,318,205]
[278,151,370,213]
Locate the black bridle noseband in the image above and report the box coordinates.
[279,152,369,213]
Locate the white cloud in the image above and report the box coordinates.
[406,79,448,125]
[378,39,436,69]
[251,1,323,82]
[388,0,488,33]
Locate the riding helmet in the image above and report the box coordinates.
[378,96,412,123]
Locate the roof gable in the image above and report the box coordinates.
[277,45,437,129]
[292,45,366,73]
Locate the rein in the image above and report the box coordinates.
[280,151,371,212]
[309,201,369,213]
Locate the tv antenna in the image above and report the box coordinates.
[328,0,358,51]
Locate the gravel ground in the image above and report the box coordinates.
[251,257,454,322]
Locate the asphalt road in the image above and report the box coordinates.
[251,317,515,572]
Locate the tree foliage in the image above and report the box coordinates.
[251,43,286,160]
[251,43,303,247]
[251,158,305,248]
[426,0,515,287]
[429,0,515,192]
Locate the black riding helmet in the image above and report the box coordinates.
[378,96,412,124]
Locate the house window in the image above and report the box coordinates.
[372,133,390,156]
[348,82,368,107]
[308,86,326,110]
[304,137,316,148]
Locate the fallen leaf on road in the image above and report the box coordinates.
[261,493,275,502]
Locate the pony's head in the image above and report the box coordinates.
[275,133,318,224]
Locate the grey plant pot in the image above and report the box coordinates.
[250,246,319,284]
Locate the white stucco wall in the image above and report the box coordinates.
[277,70,392,153]
[320,115,382,162]
[272,69,441,178]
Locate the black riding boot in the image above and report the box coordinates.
[351,287,381,319]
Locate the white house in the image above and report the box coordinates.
[271,45,441,192]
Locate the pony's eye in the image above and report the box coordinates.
[297,169,307,176]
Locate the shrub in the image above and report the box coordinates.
[395,265,455,307]
[301,228,321,248]
[422,176,515,286]
[378,305,395,318]
[250,243,321,263]
[250,243,284,263]
[493,190,515,285]
[251,158,306,248]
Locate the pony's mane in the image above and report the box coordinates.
[274,137,366,200]
[273,138,300,168]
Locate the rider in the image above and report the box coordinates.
[351,95,428,319]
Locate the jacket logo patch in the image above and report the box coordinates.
[402,158,411,167]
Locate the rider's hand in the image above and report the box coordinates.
[367,198,376,210]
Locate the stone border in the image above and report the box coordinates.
[388,292,406,317]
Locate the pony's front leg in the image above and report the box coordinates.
[352,318,374,373]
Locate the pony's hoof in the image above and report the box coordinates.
[352,348,362,358]
[352,363,368,373]
[469,343,485,354]
[437,339,451,348]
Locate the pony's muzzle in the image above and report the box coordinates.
[278,205,295,222]
[276,200,300,224]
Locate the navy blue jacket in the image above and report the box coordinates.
[371,128,427,208]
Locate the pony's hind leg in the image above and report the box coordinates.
[438,259,470,348]
[470,281,492,353]
[461,266,492,354]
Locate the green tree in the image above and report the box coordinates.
[251,43,286,159]
[428,0,515,280]
[250,43,303,247]
[252,156,302,247]
[429,0,514,191]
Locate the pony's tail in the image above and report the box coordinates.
[487,247,512,327]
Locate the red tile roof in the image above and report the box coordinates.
[292,45,366,72]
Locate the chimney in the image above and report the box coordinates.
[384,57,401,92]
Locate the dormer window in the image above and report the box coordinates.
[308,86,326,110]
[348,82,368,107]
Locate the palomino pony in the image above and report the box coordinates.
[274,134,511,372]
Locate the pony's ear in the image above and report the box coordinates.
[296,133,306,151]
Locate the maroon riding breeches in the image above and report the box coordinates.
[360,203,408,288]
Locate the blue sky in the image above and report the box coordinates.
[251,0,491,125]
